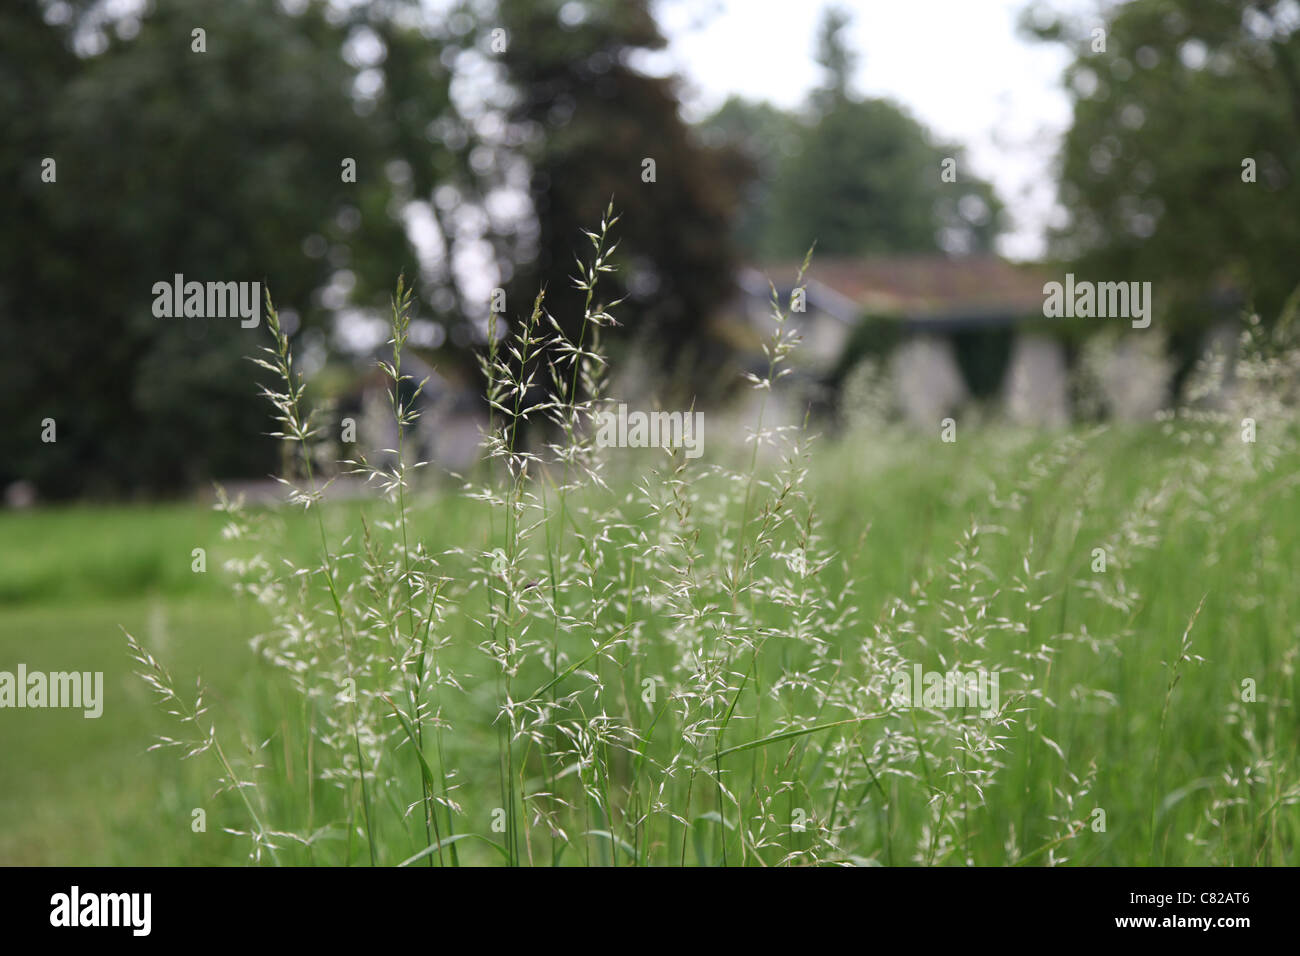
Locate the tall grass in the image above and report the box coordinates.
[125,212,1300,865]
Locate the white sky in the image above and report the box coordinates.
[649,0,1097,260]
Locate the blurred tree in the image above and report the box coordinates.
[769,98,1004,257]
[492,0,752,389]
[705,6,1004,260]
[1023,0,1300,331]
[812,2,857,112]
[0,0,483,498]
[700,96,805,259]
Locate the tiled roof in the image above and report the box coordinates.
[749,255,1048,319]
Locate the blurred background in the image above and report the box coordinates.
[2,0,1297,504]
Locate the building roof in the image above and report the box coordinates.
[743,255,1048,324]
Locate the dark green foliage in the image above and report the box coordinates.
[1025,0,1300,327]
[951,327,1016,399]
[0,0,481,498]
[493,0,752,385]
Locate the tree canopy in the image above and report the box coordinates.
[705,6,1005,261]
[493,0,752,383]
[1024,0,1300,328]
[1,0,750,497]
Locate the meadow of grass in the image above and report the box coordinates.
[1,419,1296,865]
[3,220,1297,866]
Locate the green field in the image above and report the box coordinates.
[2,420,1297,866]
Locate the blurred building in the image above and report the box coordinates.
[718,255,1053,426]
[344,350,485,477]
